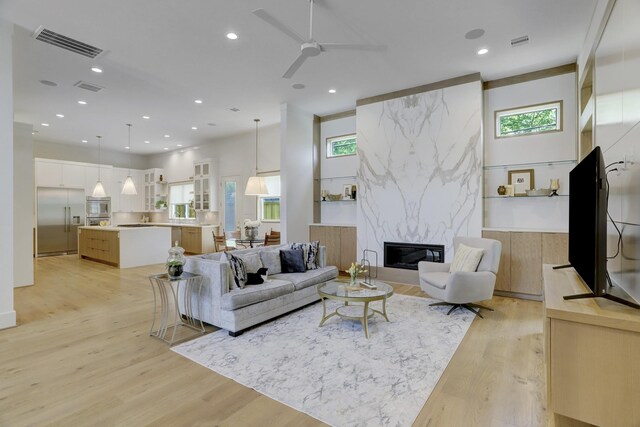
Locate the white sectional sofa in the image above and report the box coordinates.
[183,244,338,336]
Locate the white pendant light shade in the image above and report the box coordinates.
[121,175,137,195]
[244,118,270,196]
[245,176,269,196]
[92,181,107,197]
[121,123,137,195]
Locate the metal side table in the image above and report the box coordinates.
[148,272,205,346]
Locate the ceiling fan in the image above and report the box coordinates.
[253,0,387,79]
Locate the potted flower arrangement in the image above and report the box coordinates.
[244,219,261,240]
[346,262,367,288]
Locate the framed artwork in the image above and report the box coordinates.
[343,184,353,200]
[508,169,535,196]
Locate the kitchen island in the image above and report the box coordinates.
[115,223,219,254]
[78,226,171,268]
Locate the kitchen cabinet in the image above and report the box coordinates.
[309,225,356,271]
[35,159,86,189]
[78,227,120,265]
[482,230,568,297]
[193,159,217,211]
[180,225,216,254]
[144,168,166,211]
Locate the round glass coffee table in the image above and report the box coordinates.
[317,280,394,338]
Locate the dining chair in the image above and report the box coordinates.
[264,233,281,246]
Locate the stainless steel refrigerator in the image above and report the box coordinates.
[37,188,85,256]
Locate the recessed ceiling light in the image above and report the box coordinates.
[32,131,38,135]
[477,48,489,55]
[144,140,150,144]
[56,113,64,118]
[328,89,336,94]
[177,144,183,147]
[194,99,203,104]
[39,80,58,87]
[292,83,305,89]
[125,146,130,150]
[164,134,170,138]
[78,100,87,105]
[142,115,150,119]
[465,28,485,40]
[82,139,88,143]
[163,147,169,150]
[191,126,197,130]
[41,123,49,127]
[226,32,238,40]
[193,147,199,150]
[180,150,185,153]
[91,67,103,73]
[230,108,240,112]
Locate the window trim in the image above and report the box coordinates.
[494,100,563,139]
[326,133,357,158]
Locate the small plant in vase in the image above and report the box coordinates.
[345,262,367,288]
[166,241,186,278]
[166,260,184,278]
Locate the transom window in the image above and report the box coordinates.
[327,134,357,158]
[495,101,562,138]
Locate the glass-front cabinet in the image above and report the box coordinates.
[144,168,166,211]
[193,159,217,211]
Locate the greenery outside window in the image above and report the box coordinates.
[327,134,356,157]
[259,175,280,222]
[495,101,562,138]
[169,182,195,219]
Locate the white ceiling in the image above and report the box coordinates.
[1,0,597,154]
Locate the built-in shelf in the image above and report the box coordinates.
[316,199,357,203]
[316,175,356,180]
[483,159,576,170]
[484,194,568,199]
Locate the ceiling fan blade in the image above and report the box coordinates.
[319,43,387,52]
[282,53,308,79]
[253,9,306,45]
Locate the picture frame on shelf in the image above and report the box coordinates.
[343,184,352,200]
[508,169,535,196]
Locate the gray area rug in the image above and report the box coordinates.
[172,294,474,427]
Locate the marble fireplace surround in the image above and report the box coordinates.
[356,78,483,264]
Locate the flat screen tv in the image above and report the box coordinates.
[563,146,639,308]
[567,146,607,296]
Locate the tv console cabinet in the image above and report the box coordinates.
[543,265,640,427]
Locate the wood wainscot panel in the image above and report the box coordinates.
[483,231,511,292]
[510,232,542,295]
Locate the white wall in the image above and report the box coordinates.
[146,123,280,236]
[280,103,314,243]
[0,19,16,329]
[34,140,148,170]
[483,72,577,231]
[319,115,357,225]
[14,122,34,288]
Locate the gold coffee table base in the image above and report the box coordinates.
[317,281,393,338]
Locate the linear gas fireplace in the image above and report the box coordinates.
[384,242,445,270]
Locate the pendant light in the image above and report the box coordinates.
[121,123,137,195]
[244,118,269,196]
[92,135,107,197]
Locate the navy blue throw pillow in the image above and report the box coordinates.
[280,249,306,273]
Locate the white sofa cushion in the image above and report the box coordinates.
[270,266,339,291]
[220,279,295,311]
[259,248,282,274]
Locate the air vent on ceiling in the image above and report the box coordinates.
[511,35,530,47]
[33,26,103,58]
[74,81,104,92]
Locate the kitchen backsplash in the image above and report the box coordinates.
[112,211,219,225]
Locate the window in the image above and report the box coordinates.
[259,175,280,222]
[169,182,195,219]
[495,101,562,138]
[326,134,356,158]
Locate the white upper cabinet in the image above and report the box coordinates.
[193,159,217,211]
[35,159,86,189]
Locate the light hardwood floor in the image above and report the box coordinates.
[0,256,546,426]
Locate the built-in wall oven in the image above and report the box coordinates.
[86,196,111,225]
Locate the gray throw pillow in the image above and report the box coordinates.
[280,248,306,273]
[259,249,282,274]
[225,251,247,289]
[236,252,263,274]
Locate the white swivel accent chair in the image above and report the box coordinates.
[418,236,501,318]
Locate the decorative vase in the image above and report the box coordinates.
[497,185,506,196]
[350,274,357,287]
[245,227,258,240]
[168,264,183,278]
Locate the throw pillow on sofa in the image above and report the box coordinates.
[259,249,282,274]
[290,241,320,270]
[225,251,248,289]
[235,252,263,274]
[280,248,306,273]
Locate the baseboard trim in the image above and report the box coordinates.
[0,310,17,330]
[494,290,543,301]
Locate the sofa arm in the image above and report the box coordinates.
[418,261,451,274]
[318,245,327,268]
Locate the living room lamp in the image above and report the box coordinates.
[244,118,269,196]
[121,123,137,195]
[91,135,107,197]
